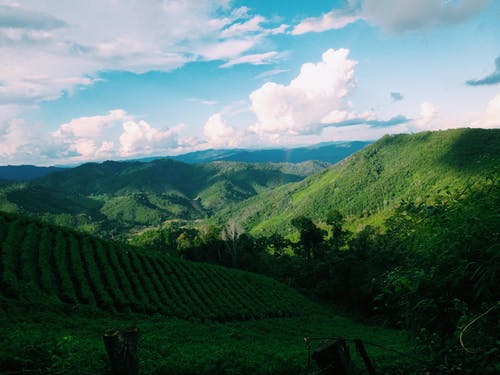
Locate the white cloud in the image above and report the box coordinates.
[249,48,357,136]
[413,101,439,130]
[221,15,265,38]
[290,0,491,35]
[203,113,242,148]
[221,51,281,68]
[291,10,361,35]
[197,37,261,60]
[0,117,67,165]
[255,69,290,80]
[53,109,129,139]
[361,0,491,33]
[0,3,66,30]
[119,120,179,157]
[0,1,285,107]
[470,93,500,129]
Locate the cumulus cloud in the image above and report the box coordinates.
[412,101,440,130]
[32,109,180,162]
[120,120,179,157]
[291,9,361,35]
[470,93,500,129]
[0,117,68,164]
[203,113,243,148]
[249,48,357,136]
[53,110,129,139]
[466,56,500,86]
[361,0,491,33]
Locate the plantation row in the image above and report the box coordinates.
[0,211,313,321]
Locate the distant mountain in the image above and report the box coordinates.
[169,141,372,164]
[0,159,327,237]
[0,165,63,181]
[214,128,500,235]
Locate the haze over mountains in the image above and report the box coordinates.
[0,141,370,181]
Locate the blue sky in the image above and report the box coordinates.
[0,0,499,165]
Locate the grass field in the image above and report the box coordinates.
[0,307,419,374]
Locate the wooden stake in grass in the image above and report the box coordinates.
[103,327,139,375]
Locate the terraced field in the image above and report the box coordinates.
[0,211,313,321]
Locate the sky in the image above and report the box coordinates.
[0,0,499,165]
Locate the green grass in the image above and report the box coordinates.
[0,308,418,374]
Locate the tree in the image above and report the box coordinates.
[326,209,347,251]
[291,216,326,261]
[221,221,244,267]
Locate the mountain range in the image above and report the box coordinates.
[0,128,497,239]
[0,141,370,181]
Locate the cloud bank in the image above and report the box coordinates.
[0,109,181,164]
[291,0,491,34]
[0,0,287,108]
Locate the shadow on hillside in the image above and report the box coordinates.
[439,128,500,171]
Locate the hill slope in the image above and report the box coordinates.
[0,211,314,321]
[0,159,327,236]
[215,128,500,234]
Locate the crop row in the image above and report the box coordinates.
[0,212,312,321]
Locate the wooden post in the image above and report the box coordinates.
[312,339,355,375]
[103,327,139,375]
[354,339,376,375]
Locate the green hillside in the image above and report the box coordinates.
[0,211,418,374]
[0,211,314,321]
[216,128,500,235]
[0,159,327,237]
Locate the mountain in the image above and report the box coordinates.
[169,141,371,164]
[0,165,64,181]
[0,158,327,236]
[214,128,500,235]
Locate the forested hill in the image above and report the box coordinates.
[0,159,327,236]
[216,128,500,234]
[0,165,63,181]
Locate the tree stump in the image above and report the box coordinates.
[312,339,355,375]
[103,327,139,375]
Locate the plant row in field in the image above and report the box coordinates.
[0,212,313,321]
